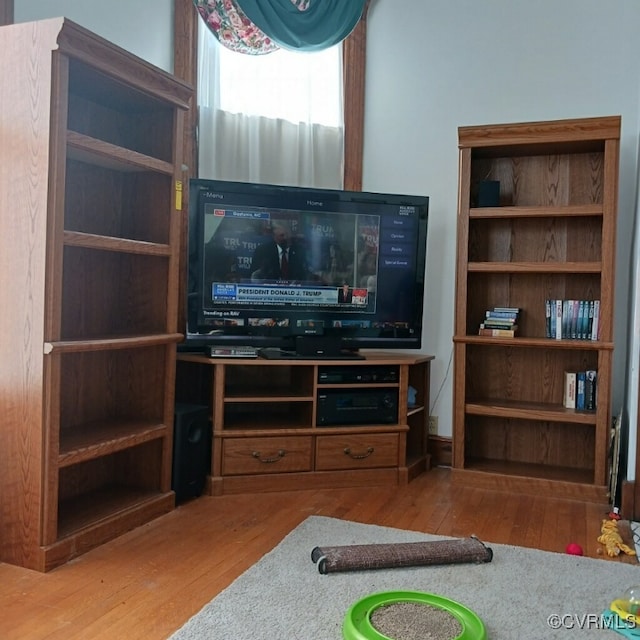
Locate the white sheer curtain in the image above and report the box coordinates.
[197,20,344,188]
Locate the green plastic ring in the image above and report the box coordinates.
[342,590,486,640]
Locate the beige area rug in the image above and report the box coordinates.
[168,515,640,639]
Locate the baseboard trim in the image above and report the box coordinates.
[428,435,452,467]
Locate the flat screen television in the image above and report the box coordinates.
[182,179,429,358]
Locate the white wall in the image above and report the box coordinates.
[363,0,640,460]
[14,0,174,72]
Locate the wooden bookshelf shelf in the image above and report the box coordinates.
[63,231,173,256]
[469,204,603,218]
[467,262,602,273]
[455,460,596,487]
[58,420,168,467]
[67,130,175,173]
[455,335,613,349]
[464,400,598,425]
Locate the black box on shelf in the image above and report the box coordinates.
[477,180,500,207]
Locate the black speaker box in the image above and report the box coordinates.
[172,403,211,504]
[477,180,500,207]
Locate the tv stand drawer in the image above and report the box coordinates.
[222,436,312,476]
[315,433,399,471]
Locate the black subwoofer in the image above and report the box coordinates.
[172,403,211,504]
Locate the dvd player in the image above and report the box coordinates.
[317,365,399,384]
[208,346,258,358]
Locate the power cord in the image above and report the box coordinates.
[429,344,453,417]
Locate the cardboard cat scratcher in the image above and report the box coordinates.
[311,536,493,574]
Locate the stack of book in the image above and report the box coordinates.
[545,299,600,340]
[478,307,520,337]
[563,370,597,410]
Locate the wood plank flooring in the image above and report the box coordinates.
[0,467,634,640]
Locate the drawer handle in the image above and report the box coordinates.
[344,446,374,460]
[252,449,286,463]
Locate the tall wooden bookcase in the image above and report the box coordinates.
[0,18,192,571]
[452,116,620,503]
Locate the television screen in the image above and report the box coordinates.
[183,179,428,357]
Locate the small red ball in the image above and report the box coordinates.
[565,543,584,556]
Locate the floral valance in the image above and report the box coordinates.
[194,0,367,55]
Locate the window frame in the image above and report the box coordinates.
[173,0,369,191]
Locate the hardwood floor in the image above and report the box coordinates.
[0,467,633,640]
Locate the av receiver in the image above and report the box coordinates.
[317,365,399,384]
[317,389,399,426]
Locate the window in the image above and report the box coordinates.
[197,21,344,188]
[213,40,342,127]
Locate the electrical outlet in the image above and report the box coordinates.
[428,416,438,435]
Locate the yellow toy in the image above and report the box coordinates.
[598,519,636,557]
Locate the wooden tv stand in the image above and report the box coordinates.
[175,352,434,495]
